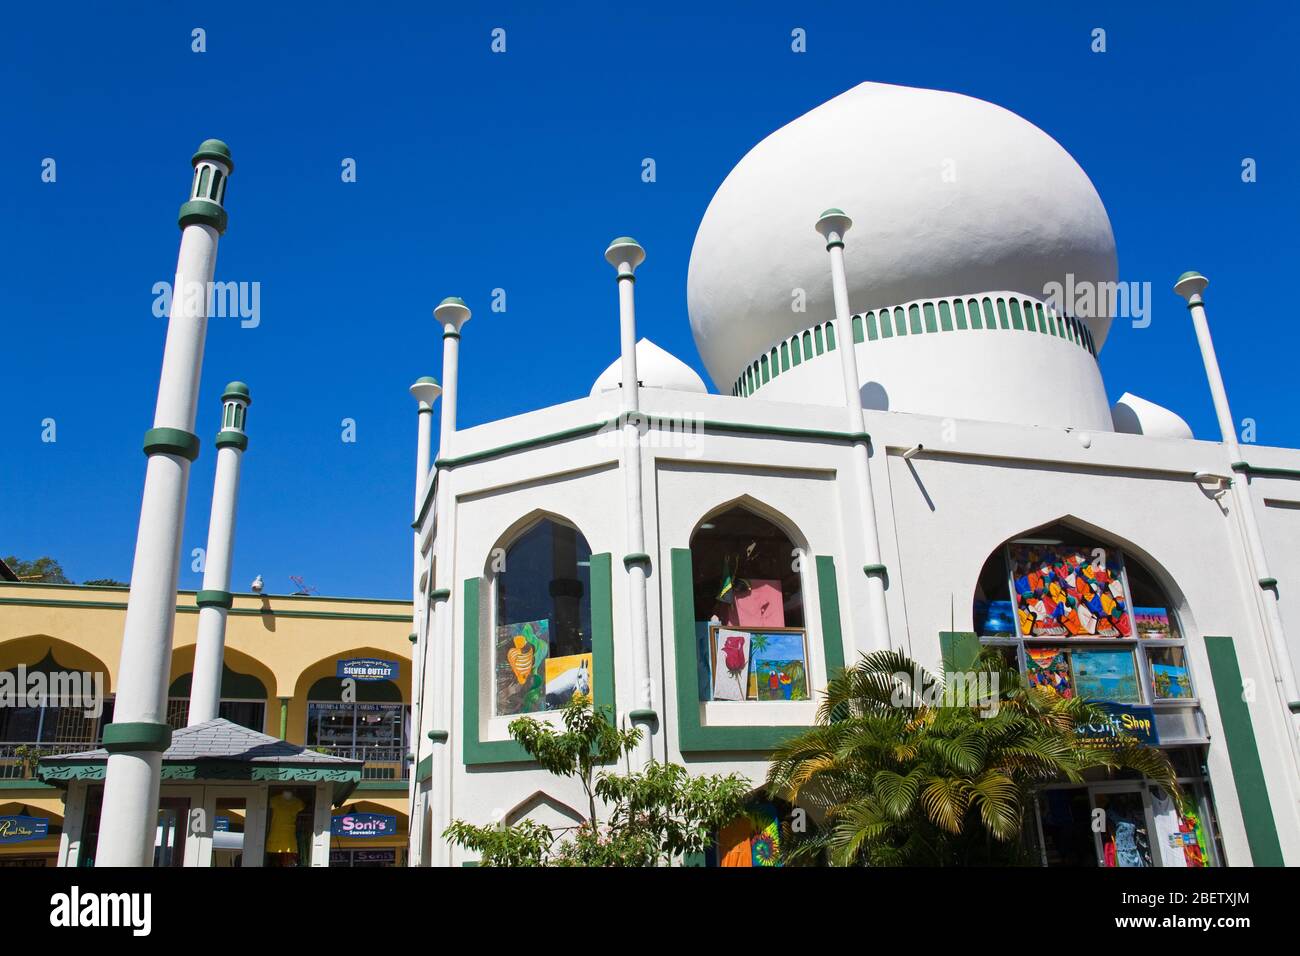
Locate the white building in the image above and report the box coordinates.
[406,82,1300,867]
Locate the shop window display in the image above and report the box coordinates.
[491,518,593,716]
[265,786,314,867]
[690,507,806,703]
[975,526,1223,866]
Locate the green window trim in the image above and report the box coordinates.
[462,553,617,765]
[669,549,847,753]
[1203,635,1284,866]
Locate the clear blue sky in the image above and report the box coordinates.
[3,2,1297,598]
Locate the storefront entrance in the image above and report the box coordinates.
[1034,766,1220,868]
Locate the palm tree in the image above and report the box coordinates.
[765,648,1178,866]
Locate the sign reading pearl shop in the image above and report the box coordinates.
[0,815,49,844]
[331,812,398,839]
[336,658,399,682]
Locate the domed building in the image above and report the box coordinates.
[406,83,1300,867]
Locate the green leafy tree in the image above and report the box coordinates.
[445,696,751,866]
[4,556,70,584]
[766,648,1179,866]
[82,578,128,587]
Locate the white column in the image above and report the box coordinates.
[430,297,470,866]
[310,782,332,866]
[1175,272,1300,753]
[815,210,892,651]
[605,238,654,767]
[407,377,440,855]
[97,140,233,867]
[189,383,251,725]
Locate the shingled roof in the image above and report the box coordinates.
[39,718,365,802]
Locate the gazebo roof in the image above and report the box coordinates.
[38,718,365,803]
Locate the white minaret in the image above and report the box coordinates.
[188,382,252,726]
[97,139,233,866]
[407,375,440,842]
[815,210,892,652]
[605,238,655,767]
[1174,272,1300,759]
[430,297,469,866]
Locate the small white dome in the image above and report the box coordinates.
[1111,393,1193,440]
[687,81,1118,391]
[589,339,708,397]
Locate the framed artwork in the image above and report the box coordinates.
[750,631,809,701]
[1007,542,1133,638]
[1148,646,1194,700]
[708,625,810,702]
[544,653,593,709]
[1026,646,1073,698]
[1133,607,1173,639]
[495,619,550,715]
[711,628,751,701]
[1072,648,1142,704]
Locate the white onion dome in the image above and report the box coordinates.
[590,339,708,396]
[686,82,1118,393]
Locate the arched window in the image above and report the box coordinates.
[689,507,806,703]
[970,523,1222,867]
[492,518,593,716]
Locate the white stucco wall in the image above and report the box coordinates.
[411,384,1300,867]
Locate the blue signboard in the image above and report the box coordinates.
[1076,702,1159,746]
[0,815,49,844]
[332,812,398,839]
[336,658,399,682]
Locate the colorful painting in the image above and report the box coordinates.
[1133,606,1173,639]
[1072,648,1142,703]
[750,631,809,701]
[712,629,751,701]
[495,619,550,715]
[1149,647,1193,700]
[544,653,593,709]
[1026,647,1073,698]
[1008,543,1132,638]
[724,579,785,628]
[717,804,783,867]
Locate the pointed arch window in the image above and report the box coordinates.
[689,507,808,704]
[492,518,593,716]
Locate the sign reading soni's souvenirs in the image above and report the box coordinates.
[1076,703,1159,746]
[336,658,399,682]
[0,815,49,844]
[332,812,398,839]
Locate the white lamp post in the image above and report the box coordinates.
[1174,271,1300,754]
[815,209,892,651]
[407,375,440,851]
[429,297,469,865]
[605,237,655,767]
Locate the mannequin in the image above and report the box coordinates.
[267,789,306,866]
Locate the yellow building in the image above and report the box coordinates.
[0,582,413,867]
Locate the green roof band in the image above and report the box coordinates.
[178,198,228,235]
[215,430,248,451]
[102,721,173,754]
[143,427,200,462]
[196,589,234,609]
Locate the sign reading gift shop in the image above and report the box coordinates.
[1076,702,1159,746]
[332,812,398,839]
[0,815,49,844]
[336,658,399,682]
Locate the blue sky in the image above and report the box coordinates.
[3,2,1297,598]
